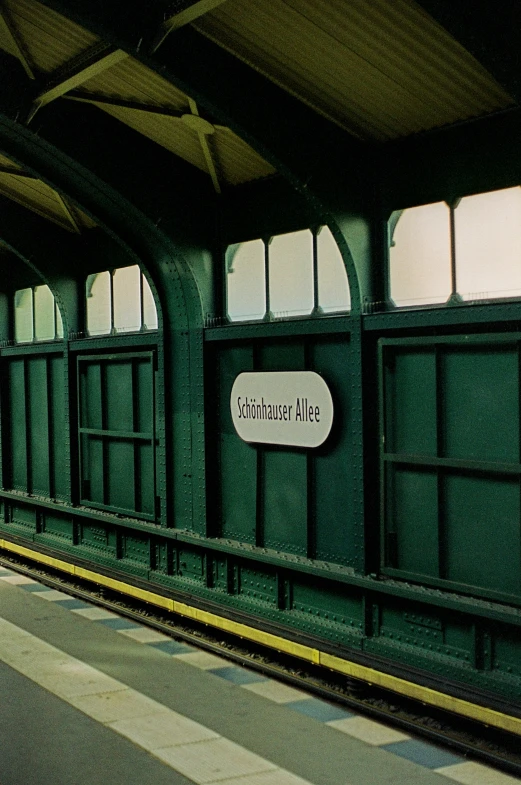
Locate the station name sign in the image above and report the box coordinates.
[230,371,334,448]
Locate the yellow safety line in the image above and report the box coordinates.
[2,538,521,736]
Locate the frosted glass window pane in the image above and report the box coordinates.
[113,265,141,332]
[56,303,64,338]
[15,288,33,343]
[34,285,55,341]
[227,239,266,321]
[86,271,111,336]
[142,274,158,330]
[389,202,452,307]
[317,226,350,313]
[455,187,521,301]
[269,230,313,317]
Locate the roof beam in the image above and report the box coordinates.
[187,97,220,193]
[0,1,35,79]
[52,189,81,233]
[29,43,128,121]
[28,1,372,208]
[153,0,228,50]
[64,89,185,118]
[0,164,33,178]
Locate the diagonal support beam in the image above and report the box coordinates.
[29,43,128,122]
[187,97,220,194]
[0,1,35,79]
[152,0,228,51]
[0,164,33,178]
[64,89,185,119]
[51,188,81,233]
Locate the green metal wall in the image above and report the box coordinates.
[380,334,521,601]
[215,333,353,563]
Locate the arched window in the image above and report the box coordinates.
[14,285,63,343]
[389,187,521,307]
[226,239,266,322]
[455,187,521,301]
[226,227,350,322]
[317,226,351,313]
[86,265,158,336]
[389,202,452,307]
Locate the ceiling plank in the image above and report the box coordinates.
[0,179,74,231]
[153,0,229,50]
[29,43,128,121]
[0,1,34,79]
[414,0,521,104]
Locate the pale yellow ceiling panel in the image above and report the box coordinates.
[284,0,509,116]
[4,0,98,73]
[0,172,73,229]
[80,58,189,110]
[0,153,23,170]
[91,103,209,173]
[0,13,23,61]
[195,0,514,140]
[212,128,276,185]
[73,205,97,229]
[84,100,275,186]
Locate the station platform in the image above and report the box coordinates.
[0,564,519,785]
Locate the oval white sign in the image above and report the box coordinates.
[230,371,334,448]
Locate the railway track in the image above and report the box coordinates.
[2,550,521,779]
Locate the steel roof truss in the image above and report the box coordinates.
[0,0,34,79]
[153,0,229,51]
[187,97,220,193]
[63,90,185,119]
[29,43,128,121]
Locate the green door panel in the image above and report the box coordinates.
[29,357,50,496]
[106,361,134,432]
[380,335,521,600]
[7,354,65,500]
[78,352,156,519]
[442,348,519,463]
[218,345,257,543]
[49,355,67,501]
[263,449,307,555]
[385,349,437,456]
[9,359,27,491]
[312,338,353,565]
[444,473,520,594]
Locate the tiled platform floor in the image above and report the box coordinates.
[0,566,519,785]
